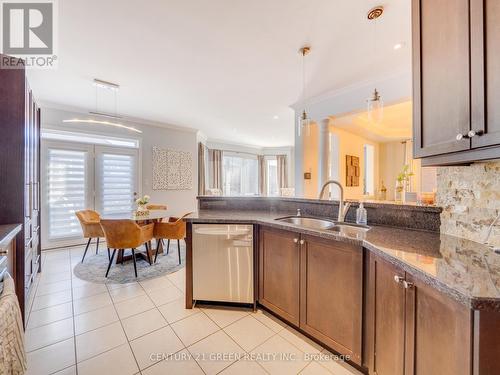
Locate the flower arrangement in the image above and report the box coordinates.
[135,194,150,206]
[134,195,150,217]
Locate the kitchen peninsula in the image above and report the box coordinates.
[185,196,500,375]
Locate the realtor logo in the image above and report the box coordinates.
[1,0,57,68]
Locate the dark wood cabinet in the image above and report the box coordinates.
[0,55,41,323]
[259,227,300,325]
[299,235,363,365]
[366,254,473,375]
[412,0,500,165]
[258,228,363,364]
[366,254,406,375]
[404,274,471,375]
[412,0,471,158]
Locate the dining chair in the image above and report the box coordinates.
[153,213,192,265]
[75,210,108,263]
[100,219,154,278]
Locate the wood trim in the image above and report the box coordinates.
[363,251,375,373]
[253,224,259,309]
[404,272,416,375]
[470,0,486,147]
[412,0,423,157]
[421,144,500,166]
[185,222,193,308]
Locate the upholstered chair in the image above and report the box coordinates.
[153,213,192,265]
[75,210,106,263]
[100,219,154,278]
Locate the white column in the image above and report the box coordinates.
[318,118,330,195]
[293,115,303,196]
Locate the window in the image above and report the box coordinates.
[266,158,279,196]
[363,144,375,196]
[42,137,139,249]
[223,154,258,196]
[46,147,89,240]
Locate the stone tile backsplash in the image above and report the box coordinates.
[436,161,500,246]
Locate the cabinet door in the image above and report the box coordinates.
[404,275,471,375]
[412,0,471,157]
[258,227,300,325]
[299,236,363,365]
[470,0,500,148]
[367,255,406,375]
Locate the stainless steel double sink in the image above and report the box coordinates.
[275,216,371,233]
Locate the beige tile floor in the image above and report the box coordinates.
[25,246,362,375]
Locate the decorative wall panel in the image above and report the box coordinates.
[152,147,192,190]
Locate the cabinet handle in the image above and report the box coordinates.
[293,238,299,243]
[0,249,8,255]
[468,130,484,138]
[300,239,305,245]
[456,133,470,141]
[403,281,414,289]
[394,275,404,284]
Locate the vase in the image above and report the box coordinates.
[395,181,404,203]
[134,204,150,217]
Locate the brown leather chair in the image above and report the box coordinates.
[153,213,192,265]
[75,210,106,263]
[100,219,154,278]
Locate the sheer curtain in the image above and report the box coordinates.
[276,155,288,191]
[258,155,267,196]
[198,143,206,195]
[208,149,223,191]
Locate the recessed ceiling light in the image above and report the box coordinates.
[393,43,404,50]
[273,115,279,120]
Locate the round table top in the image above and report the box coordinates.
[101,210,170,221]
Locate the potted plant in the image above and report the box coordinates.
[395,165,414,203]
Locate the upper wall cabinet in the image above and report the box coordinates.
[412,0,500,165]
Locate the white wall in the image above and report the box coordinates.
[41,106,199,217]
[328,126,380,201]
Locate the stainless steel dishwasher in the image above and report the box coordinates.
[192,224,254,304]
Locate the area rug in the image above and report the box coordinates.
[73,242,185,284]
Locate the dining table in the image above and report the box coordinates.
[101,210,170,264]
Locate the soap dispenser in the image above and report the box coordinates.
[356,202,367,225]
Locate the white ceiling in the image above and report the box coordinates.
[28,0,411,147]
[332,101,413,143]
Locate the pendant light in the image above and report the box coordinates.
[366,6,384,124]
[298,46,312,137]
[63,79,142,133]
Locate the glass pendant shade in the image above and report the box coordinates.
[367,88,383,124]
[299,110,312,137]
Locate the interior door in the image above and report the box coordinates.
[41,141,94,248]
[94,146,139,217]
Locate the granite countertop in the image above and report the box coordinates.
[0,224,22,248]
[186,210,500,311]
